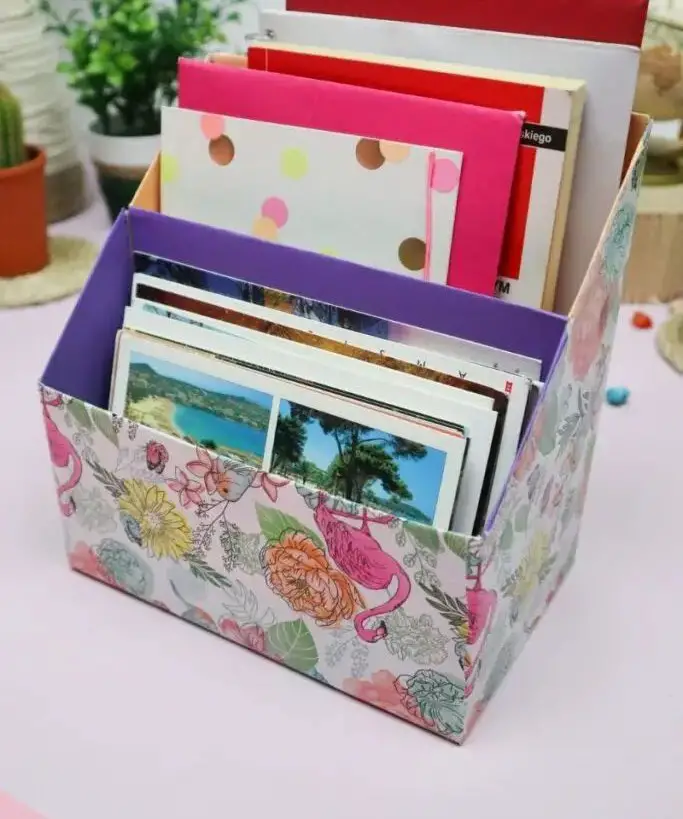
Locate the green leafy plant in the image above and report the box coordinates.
[40,0,248,137]
[0,82,26,169]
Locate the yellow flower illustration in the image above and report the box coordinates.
[507,531,551,605]
[118,479,192,561]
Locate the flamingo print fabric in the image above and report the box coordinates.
[40,387,476,742]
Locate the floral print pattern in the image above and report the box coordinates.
[462,126,650,738]
[44,409,471,742]
[41,126,649,743]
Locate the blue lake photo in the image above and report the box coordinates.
[124,350,273,467]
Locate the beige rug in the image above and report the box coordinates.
[656,299,683,374]
[0,236,98,308]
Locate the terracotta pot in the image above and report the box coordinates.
[0,145,48,278]
[88,124,160,222]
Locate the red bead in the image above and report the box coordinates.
[632,310,653,329]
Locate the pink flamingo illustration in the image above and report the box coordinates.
[313,494,411,643]
[41,389,82,516]
[464,560,498,696]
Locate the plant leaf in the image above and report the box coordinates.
[537,393,559,456]
[255,503,325,551]
[266,620,318,672]
[442,531,469,561]
[68,400,93,430]
[185,552,231,590]
[91,407,119,446]
[405,521,442,554]
[514,504,530,532]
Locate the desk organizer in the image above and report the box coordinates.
[39,114,649,744]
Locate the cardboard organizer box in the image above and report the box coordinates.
[39,113,650,744]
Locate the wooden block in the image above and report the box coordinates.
[624,182,683,302]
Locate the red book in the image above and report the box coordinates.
[247,44,586,309]
[283,0,649,48]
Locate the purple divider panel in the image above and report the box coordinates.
[41,211,134,407]
[129,208,566,380]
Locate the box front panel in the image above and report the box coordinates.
[40,385,475,742]
[462,128,650,738]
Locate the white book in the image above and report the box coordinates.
[258,10,640,313]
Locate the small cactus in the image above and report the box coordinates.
[0,83,27,169]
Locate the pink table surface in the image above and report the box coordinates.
[0,191,682,819]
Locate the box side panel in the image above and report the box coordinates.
[41,211,133,407]
[462,124,651,738]
[39,385,476,743]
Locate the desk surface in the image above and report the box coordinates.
[1,204,683,818]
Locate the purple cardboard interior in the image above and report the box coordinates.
[41,207,568,410]
[129,208,566,380]
[41,212,133,406]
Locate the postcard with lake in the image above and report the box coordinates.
[112,332,468,529]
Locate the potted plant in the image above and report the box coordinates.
[40,0,247,220]
[0,82,48,278]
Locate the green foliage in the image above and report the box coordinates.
[40,0,248,136]
[272,404,429,509]
[266,620,318,672]
[0,83,26,169]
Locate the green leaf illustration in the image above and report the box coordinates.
[91,407,119,447]
[442,531,469,561]
[266,620,318,672]
[498,521,514,553]
[255,503,325,551]
[67,399,94,430]
[185,552,232,590]
[405,521,442,554]
[537,393,559,456]
[514,504,530,532]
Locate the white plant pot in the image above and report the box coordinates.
[88,125,160,219]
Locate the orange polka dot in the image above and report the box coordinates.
[209,135,235,166]
[355,138,385,170]
[398,237,426,271]
[252,216,279,241]
[379,141,411,163]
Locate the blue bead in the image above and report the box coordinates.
[606,386,630,406]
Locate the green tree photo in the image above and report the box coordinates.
[271,404,430,514]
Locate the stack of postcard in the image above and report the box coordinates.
[111,252,541,536]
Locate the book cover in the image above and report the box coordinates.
[258,11,640,313]
[282,0,649,48]
[247,43,587,310]
[177,58,524,298]
[160,105,464,285]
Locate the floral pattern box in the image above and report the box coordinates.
[39,116,650,744]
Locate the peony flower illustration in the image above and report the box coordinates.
[68,541,120,588]
[264,531,363,626]
[186,447,252,501]
[218,617,267,653]
[251,470,289,503]
[167,467,203,508]
[402,669,466,737]
[96,538,154,598]
[570,274,611,380]
[145,440,169,474]
[117,479,192,560]
[343,670,432,728]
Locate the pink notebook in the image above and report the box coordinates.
[178,58,523,296]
